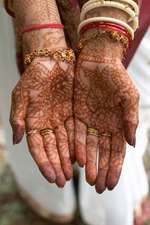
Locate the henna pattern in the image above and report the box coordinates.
[75,36,139,193]
[10,59,74,187]
[13,0,67,54]
[74,2,140,193]
[11,0,75,187]
[56,0,80,50]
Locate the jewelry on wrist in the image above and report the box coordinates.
[22,24,64,34]
[24,48,75,65]
[77,29,129,56]
[80,1,139,31]
[79,21,132,42]
[78,17,134,39]
[82,0,139,15]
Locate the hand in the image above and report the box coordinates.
[10,59,74,187]
[74,45,139,193]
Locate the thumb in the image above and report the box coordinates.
[10,84,27,145]
[121,87,140,147]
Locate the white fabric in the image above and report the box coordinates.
[0,6,149,225]
[0,7,76,219]
[128,27,150,107]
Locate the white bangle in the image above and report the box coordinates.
[82,0,139,15]
[78,17,134,39]
[80,1,139,31]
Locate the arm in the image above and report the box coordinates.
[75,4,140,193]
[13,0,67,54]
[10,0,74,187]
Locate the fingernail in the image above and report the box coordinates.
[131,137,136,147]
[124,122,137,147]
[64,167,73,181]
[40,167,56,183]
[12,124,24,145]
[13,134,20,145]
[13,135,17,145]
[13,132,23,145]
[95,186,106,194]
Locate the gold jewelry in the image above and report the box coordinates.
[100,133,112,137]
[77,30,129,55]
[40,128,54,136]
[24,48,75,65]
[26,129,39,135]
[87,128,99,137]
[78,17,134,39]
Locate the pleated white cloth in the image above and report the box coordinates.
[0,5,149,225]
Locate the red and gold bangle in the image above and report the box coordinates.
[22,24,64,34]
[79,22,132,42]
[77,29,130,55]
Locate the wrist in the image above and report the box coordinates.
[79,7,129,61]
[79,29,124,61]
[23,29,67,54]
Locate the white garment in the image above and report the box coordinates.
[0,6,149,225]
[128,28,150,107]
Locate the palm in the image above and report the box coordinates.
[10,60,74,187]
[74,58,139,193]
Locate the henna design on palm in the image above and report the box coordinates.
[74,55,139,193]
[10,59,75,187]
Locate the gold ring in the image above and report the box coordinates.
[40,128,54,136]
[100,133,112,138]
[87,128,99,137]
[26,129,39,136]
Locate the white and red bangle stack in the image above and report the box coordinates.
[78,0,139,52]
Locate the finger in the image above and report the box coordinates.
[27,133,56,183]
[75,118,87,167]
[86,134,98,186]
[106,132,126,190]
[121,86,139,146]
[95,136,111,194]
[124,121,137,147]
[65,117,75,163]
[55,125,73,180]
[42,132,66,188]
[10,85,27,144]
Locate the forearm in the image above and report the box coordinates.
[13,0,67,54]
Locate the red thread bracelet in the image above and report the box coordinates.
[22,24,64,34]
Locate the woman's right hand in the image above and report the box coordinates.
[10,58,74,188]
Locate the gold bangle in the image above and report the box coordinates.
[77,30,129,55]
[24,48,75,65]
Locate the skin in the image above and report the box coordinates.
[74,6,140,193]
[10,0,140,192]
[10,0,75,187]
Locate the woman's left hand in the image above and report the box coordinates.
[74,45,139,193]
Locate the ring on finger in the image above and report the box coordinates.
[87,127,99,137]
[100,132,112,138]
[26,129,39,136]
[40,128,54,136]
